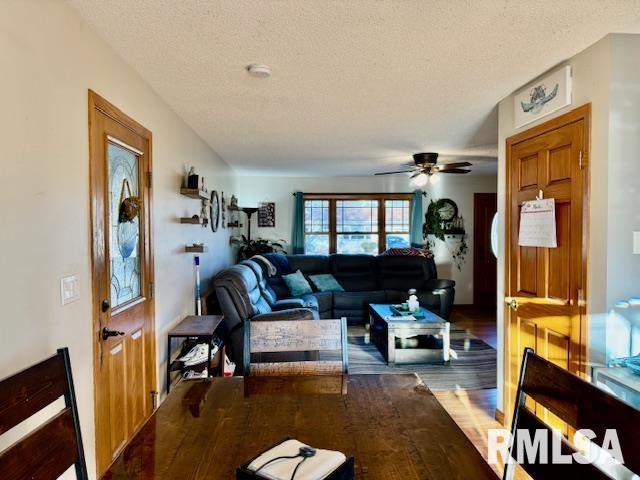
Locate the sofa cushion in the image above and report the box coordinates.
[330,254,378,291]
[282,270,313,296]
[378,255,435,291]
[287,255,330,275]
[333,290,385,311]
[309,274,345,292]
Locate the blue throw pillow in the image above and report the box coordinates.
[309,274,345,292]
[282,270,313,296]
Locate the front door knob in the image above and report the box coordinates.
[101,327,125,341]
[101,299,110,313]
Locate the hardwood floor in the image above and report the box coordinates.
[434,305,516,478]
[449,305,497,349]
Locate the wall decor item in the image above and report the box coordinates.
[258,202,276,227]
[230,194,239,210]
[221,192,226,229]
[210,190,220,232]
[187,166,199,189]
[200,196,209,228]
[514,65,572,128]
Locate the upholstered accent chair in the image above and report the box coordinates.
[214,264,319,374]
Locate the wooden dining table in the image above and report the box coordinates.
[103,374,498,479]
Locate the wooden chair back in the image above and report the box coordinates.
[0,348,88,480]
[244,318,348,376]
[504,348,640,479]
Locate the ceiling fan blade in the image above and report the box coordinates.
[436,162,473,170]
[439,168,471,174]
[374,170,414,176]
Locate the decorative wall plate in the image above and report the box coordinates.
[210,190,220,232]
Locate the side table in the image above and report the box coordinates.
[166,315,224,393]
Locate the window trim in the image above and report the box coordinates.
[303,193,414,254]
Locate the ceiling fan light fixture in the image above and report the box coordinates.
[412,172,429,187]
[429,173,440,184]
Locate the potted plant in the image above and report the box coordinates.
[230,236,287,261]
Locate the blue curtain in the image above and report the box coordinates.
[410,191,424,247]
[291,191,305,254]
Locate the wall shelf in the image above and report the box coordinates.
[180,216,201,224]
[180,188,209,200]
[185,245,208,253]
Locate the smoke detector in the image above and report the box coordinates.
[247,64,271,78]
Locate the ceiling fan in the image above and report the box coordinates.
[374,152,472,186]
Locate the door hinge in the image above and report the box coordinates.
[151,391,158,410]
[146,171,153,188]
[149,281,155,299]
[579,151,587,170]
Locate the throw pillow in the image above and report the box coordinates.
[282,270,313,296]
[309,274,345,292]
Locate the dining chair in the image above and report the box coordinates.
[0,348,88,480]
[243,317,348,376]
[504,348,640,480]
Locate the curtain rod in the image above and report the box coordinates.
[292,191,426,196]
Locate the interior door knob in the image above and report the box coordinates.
[504,297,519,311]
[101,327,125,341]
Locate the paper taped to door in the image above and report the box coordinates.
[518,198,557,248]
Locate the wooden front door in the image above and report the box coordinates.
[504,104,590,425]
[89,91,156,476]
[473,193,497,307]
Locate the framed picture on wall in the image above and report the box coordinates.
[514,65,572,128]
[258,202,276,227]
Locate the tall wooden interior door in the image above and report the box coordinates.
[504,104,590,426]
[89,90,156,475]
[473,193,497,307]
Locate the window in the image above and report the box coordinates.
[304,200,330,254]
[384,200,411,249]
[336,199,379,255]
[303,194,412,254]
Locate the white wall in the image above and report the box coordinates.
[496,33,640,412]
[236,174,497,304]
[0,1,235,477]
[607,34,640,308]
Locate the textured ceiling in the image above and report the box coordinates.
[68,0,640,176]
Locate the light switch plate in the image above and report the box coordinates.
[634,232,640,255]
[60,274,80,305]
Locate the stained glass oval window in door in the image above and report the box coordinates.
[108,142,141,308]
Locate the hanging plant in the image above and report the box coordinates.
[448,237,468,271]
[423,198,468,270]
[423,200,445,241]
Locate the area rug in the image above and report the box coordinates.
[325,326,497,391]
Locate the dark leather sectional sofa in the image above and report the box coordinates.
[213,253,454,372]
[266,254,455,323]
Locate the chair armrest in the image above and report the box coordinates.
[299,294,320,310]
[272,298,305,310]
[252,308,317,322]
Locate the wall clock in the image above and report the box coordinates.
[210,190,220,232]
[437,198,458,221]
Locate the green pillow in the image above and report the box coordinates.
[309,274,345,292]
[282,270,313,296]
